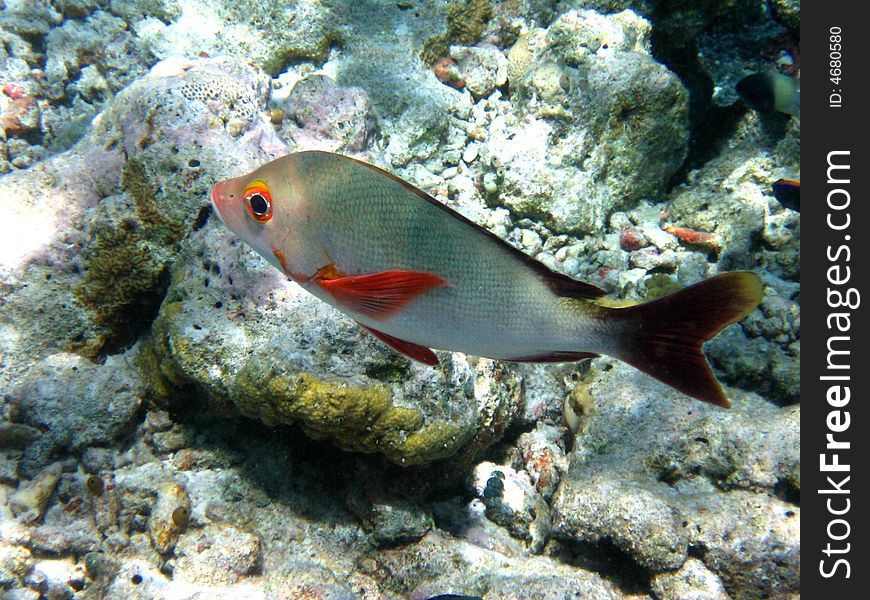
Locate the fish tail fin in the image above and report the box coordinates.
[611,272,763,407]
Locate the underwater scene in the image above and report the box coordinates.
[0,0,799,598]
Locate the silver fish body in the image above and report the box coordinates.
[212,151,763,406]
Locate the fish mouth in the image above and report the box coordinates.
[210,181,228,226]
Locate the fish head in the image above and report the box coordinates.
[211,168,289,270]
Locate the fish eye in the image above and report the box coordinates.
[248,193,269,215]
[243,181,273,222]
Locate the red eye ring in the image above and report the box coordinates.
[243,181,273,222]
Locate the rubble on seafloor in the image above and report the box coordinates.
[1,1,798,598]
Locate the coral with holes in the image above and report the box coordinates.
[485,10,690,234]
[0,56,285,363]
[551,361,799,597]
[280,75,378,153]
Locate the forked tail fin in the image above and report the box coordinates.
[612,272,763,407]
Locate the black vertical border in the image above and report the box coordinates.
[802,2,869,595]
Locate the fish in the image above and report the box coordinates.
[736,71,800,118]
[771,178,800,211]
[211,151,763,408]
[424,595,483,600]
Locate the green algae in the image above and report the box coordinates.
[421,0,494,65]
[72,158,188,356]
[72,220,168,356]
[123,158,187,242]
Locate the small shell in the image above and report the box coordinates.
[86,475,105,496]
[172,506,190,528]
[148,481,192,554]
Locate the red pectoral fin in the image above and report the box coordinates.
[317,268,449,318]
[361,325,439,366]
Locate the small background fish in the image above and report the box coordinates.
[772,178,800,211]
[737,71,800,118]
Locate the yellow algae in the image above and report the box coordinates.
[644,273,683,299]
[232,365,475,464]
[565,368,598,435]
[234,369,391,430]
[393,421,473,465]
[370,406,425,439]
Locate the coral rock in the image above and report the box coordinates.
[145,223,522,466]
[147,481,191,554]
[281,75,378,153]
[9,353,144,477]
[173,524,262,585]
[9,463,62,523]
[450,45,507,97]
[619,227,647,251]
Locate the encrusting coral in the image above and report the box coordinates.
[421,0,494,65]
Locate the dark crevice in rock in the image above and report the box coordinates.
[649,32,744,190]
[645,1,782,190]
[773,478,800,506]
[553,537,653,597]
[16,30,49,69]
[687,542,708,560]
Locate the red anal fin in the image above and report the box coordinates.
[505,351,599,363]
[317,268,449,319]
[361,325,439,366]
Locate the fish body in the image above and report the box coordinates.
[212,151,762,407]
[771,178,800,211]
[737,71,800,118]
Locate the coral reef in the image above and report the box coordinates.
[486,10,690,234]
[8,353,144,477]
[144,223,522,466]
[551,362,799,597]
[279,74,378,153]
[421,0,495,65]
[0,1,799,598]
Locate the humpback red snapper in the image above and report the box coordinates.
[211,151,763,407]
